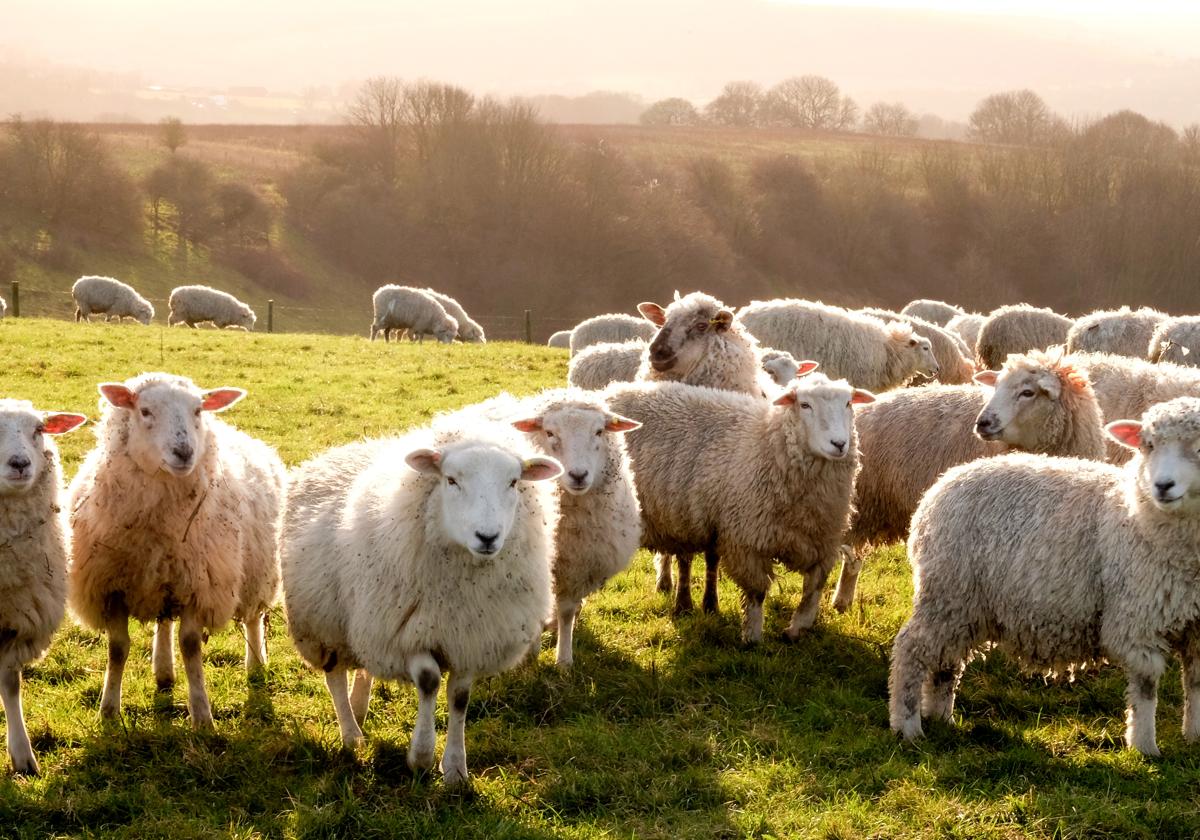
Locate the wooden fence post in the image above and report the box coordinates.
[10,281,18,317]
[267,300,274,333]
[524,309,532,343]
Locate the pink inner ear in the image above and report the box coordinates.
[851,389,876,405]
[512,418,543,433]
[605,415,641,433]
[796,360,820,376]
[201,388,246,412]
[637,302,667,326]
[773,391,797,406]
[973,371,999,387]
[1106,421,1143,449]
[99,384,137,409]
[521,458,562,482]
[42,413,87,435]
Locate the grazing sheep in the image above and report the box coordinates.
[370,285,457,344]
[975,304,1073,370]
[548,330,572,349]
[901,299,965,327]
[862,308,975,385]
[68,374,285,727]
[168,285,256,330]
[1149,316,1200,367]
[1066,307,1168,359]
[946,313,985,358]
[607,374,875,642]
[0,296,6,318]
[280,415,561,784]
[739,299,938,392]
[0,401,86,774]
[71,276,154,325]
[570,314,657,356]
[833,351,1106,612]
[891,397,1200,755]
[421,289,486,343]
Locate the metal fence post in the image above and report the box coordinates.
[267,300,274,333]
[524,309,532,343]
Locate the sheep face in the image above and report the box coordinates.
[1109,399,1200,514]
[761,352,799,387]
[405,443,561,558]
[235,308,257,331]
[134,300,155,325]
[512,406,639,495]
[98,379,245,477]
[434,317,458,344]
[890,327,939,379]
[0,401,85,495]
[774,376,875,461]
[638,296,733,377]
[975,364,1064,448]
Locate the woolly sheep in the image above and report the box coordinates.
[833,351,1106,612]
[280,414,561,784]
[0,295,6,319]
[862,308,975,385]
[569,313,656,356]
[168,285,257,330]
[1148,316,1200,367]
[569,339,805,393]
[900,299,965,327]
[739,299,938,392]
[71,276,154,325]
[68,374,285,727]
[891,397,1200,755]
[0,401,86,774]
[975,304,1073,370]
[548,330,572,349]
[607,374,875,643]
[945,313,985,355]
[421,289,486,343]
[370,285,458,344]
[1065,306,1167,359]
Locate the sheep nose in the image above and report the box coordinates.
[474,531,499,550]
[830,440,846,454]
[1156,480,1177,496]
[568,470,589,483]
[975,416,992,431]
[172,444,194,463]
[7,456,31,472]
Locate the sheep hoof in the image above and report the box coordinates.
[11,755,39,777]
[155,678,175,693]
[779,629,802,644]
[701,596,719,614]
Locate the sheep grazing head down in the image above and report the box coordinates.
[133,299,155,326]
[0,400,86,495]
[773,373,875,461]
[1108,397,1200,515]
[512,405,640,495]
[638,293,734,377]
[98,375,245,478]
[405,441,561,558]
[434,316,459,345]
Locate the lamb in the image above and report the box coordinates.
[738,299,938,392]
[861,308,975,385]
[758,348,803,387]
[946,313,985,358]
[547,330,572,349]
[568,339,806,392]
[168,285,257,330]
[975,304,1073,370]
[569,313,657,356]
[900,299,965,327]
[1148,316,1200,367]
[421,289,486,343]
[607,374,875,643]
[68,374,285,727]
[0,401,86,774]
[833,350,1107,612]
[890,396,1200,756]
[71,276,154,325]
[279,414,561,784]
[369,285,458,343]
[1066,306,1167,358]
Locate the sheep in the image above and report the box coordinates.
[945,313,985,356]
[71,276,154,325]
[168,285,257,330]
[0,295,6,319]
[975,304,1073,370]
[369,285,457,344]
[279,415,562,784]
[0,401,86,774]
[67,373,285,727]
[1148,316,1200,367]
[890,396,1200,756]
[548,330,572,349]
[900,299,965,327]
[738,299,938,392]
[420,289,486,343]
[1065,306,1168,359]
[861,308,975,385]
[607,374,875,643]
[833,350,1107,612]
[568,338,805,393]
[569,313,657,356]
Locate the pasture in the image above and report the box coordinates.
[0,318,1196,839]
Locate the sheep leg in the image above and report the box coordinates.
[325,667,364,748]
[1181,639,1200,742]
[1124,662,1164,756]
[178,612,213,728]
[921,664,963,722]
[888,621,928,740]
[349,669,373,727]
[1,667,37,776]
[831,545,861,613]
[555,598,582,669]
[673,555,694,615]
[442,671,472,786]
[407,652,440,772]
[244,612,267,676]
[783,561,834,640]
[654,553,673,593]
[702,548,719,614]
[99,610,130,720]
[152,619,175,690]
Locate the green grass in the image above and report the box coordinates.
[2,319,1199,838]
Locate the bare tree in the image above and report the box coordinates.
[159,116,187,154]
[863,102,918,137]
[400,81,476,162]
[347,76,407,182]
[704,81,763,127]
[640,98,701,127]
[764,76,857,131]
[968,89,1057,146]
[1081,110,1179,161]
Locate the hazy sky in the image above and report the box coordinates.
[7,0,1200,123]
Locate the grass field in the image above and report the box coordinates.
[2,319,1199,838]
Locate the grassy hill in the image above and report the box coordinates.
[0,319,1196,838]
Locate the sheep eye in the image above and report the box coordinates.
[694,321,708,333]
[595,429,603,436]
[1145,442,1155,452]
[545,430,555,439]
[1020,389,1035,398]
[799,402,811,410]
[33,425,44,437]
[509,479,518,488]
[446,477,458,486]
[140,408,153,418]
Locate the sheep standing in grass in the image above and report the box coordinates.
[834,351,1106,612]
[1066,307,1167,359]
[280,416,561,784]
[862,308,975,385]
[901,299,965,327]
[946,313,985,357]
[739,299,938,392]
[370,285,457,344]
[71,276,154,325]
[0,401,86,774]
[0,296,6,318]
[548,330,572,349]
[168,285,256,330]
[68,374,285,726]
[1148,316,1200,367]
[975,304,1073,370]
[608,374,874,642]
[421,289,486,343]
[891,397,1200,755]
[570,313,657,356]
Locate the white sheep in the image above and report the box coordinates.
[945,313,985,356]
[68,374,285,727]
[369,285,457,344]
[975,304,1073,370]
[739,299,938,392]
[71,276,154,325]
[1148,316,1200,367]
[0,401,86,774]
[569,338,805,393]
[607,374,875,643]
[900,299,965,327]
[569,313,657,356]
[0,295,6,319]
[421,289,486,343]
[891,396,1200,756]
[168,285,257,330]
[548,330,572,349]
[1066,306,1167,359]
[280,415,562,784]
[861,308,975,385]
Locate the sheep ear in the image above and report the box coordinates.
[521,456,562,482]
[511,417,544,433]
[851,389,876,405]
[405,448,442,474]
[605,414,641,433]
[99,383,137,409]
[973,371,999,387]
[637,302,667,326]
[711,309,734,331]
[1037,372,1062,400]
[773,390,797,406]
[1106,421,1143,449]
[796,360,820,376]
[41,413,87,435]
[200,388,246,412]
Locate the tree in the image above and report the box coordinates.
[968,89,1056,146]
[704,81,763,127]
[764,76,857,131]
[159,116,187,153]
[863,102,918,137]
[640,98,700,127]
[347,76,407,183]
[1082,110,1178,161]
